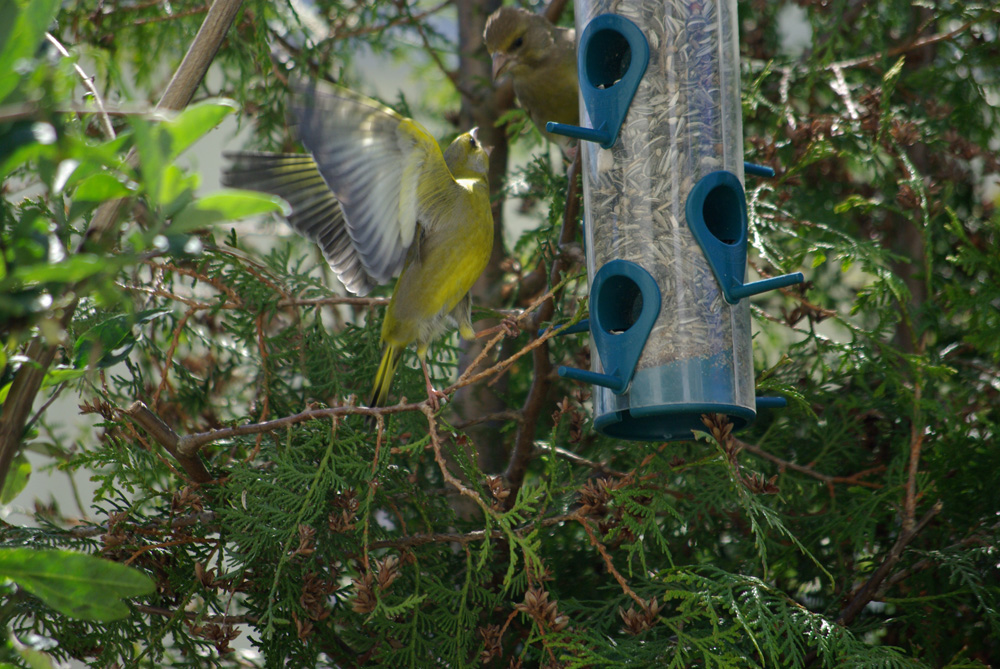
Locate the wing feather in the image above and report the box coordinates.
[292,80,459,284]
[220,151,377,296]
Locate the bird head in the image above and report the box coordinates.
[483,6,556,82]
[443,127,491,179]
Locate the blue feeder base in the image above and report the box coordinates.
[591,351,756,441]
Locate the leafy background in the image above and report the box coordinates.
[1,0,998,667]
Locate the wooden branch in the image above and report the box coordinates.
[122,402,213,483]
[736,438,884,491]
[835,500,942,627]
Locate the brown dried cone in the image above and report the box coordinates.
[351,571,377,615]
[514,587,570,632]
[478,624,504,664]
[375,555,401,592]
[619,597,664,635]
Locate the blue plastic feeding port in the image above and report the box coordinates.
[546,14,650,149]
[558,259,660,394]
[686,170,804,304]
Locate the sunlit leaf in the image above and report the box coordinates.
[0,453,30,504]
[0,548,154,621]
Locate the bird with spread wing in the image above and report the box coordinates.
[223,81,493,409]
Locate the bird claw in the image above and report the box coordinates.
[500,316,520,338]
[425,385,448,412]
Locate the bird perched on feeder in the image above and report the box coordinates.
[222,81,494,408]
[484,6,578,147]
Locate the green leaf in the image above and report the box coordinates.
[72,308,171,369]
[73,173,134,202]
[170,190,289,232]
[0,453,30,504]
[0,0,61,104]
[12,255,109,285]
[0,548,154,621]
[160,99,238,161]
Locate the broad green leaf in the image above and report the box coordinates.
[72,308,171,369]
[171,190,289,232]
[161,99,238,161]
[73,173,134,202]
[0,453,30,504]
[0,548,154,621]
[12,255,108,285]
[0,0,61,103]
[158,164,197,216]
[130,116,169,209]
[41,367,87,387]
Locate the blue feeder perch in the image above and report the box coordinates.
[551,0,802,441]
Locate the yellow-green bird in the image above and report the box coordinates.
[484,6,578,146]
[223,81,494,407]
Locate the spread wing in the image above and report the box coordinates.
[292,80,458,286]
[221,152,377,296]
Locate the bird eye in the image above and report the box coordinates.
[469,135,478,149]
[512,36,524,49]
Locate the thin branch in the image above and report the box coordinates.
[332,0,454,40]
[69,511,218,538]
[835,499,942,627]
[121,402,213,483]
[828,18,983,71]
[421,404,492,517]
[45,33,115,139]
[576,514,645,608]
[736,438,884,491]
[536,442,628,479]
[135,604,256,625]
[367,514,575,551]
[397,0,478,104]
[902,370,925,534]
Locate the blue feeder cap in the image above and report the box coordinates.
[558,259,661,394]
[547,14,650,149]
[686,170,804,304]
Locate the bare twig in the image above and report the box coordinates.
[576,514,645,608]
[45,32,115,139]
[835,500,942,627]
[736,438,884,492]
[135,604,256,625]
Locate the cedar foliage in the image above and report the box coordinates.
[2,0,999,667]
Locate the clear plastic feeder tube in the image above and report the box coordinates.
[577,0,753,440]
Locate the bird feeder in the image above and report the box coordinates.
[548,0,802,441]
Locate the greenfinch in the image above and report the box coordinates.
[484,6,578,146]
[223,82,493,407]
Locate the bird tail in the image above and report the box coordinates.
[369,344,403,407]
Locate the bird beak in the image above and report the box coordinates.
[491,52,510,81]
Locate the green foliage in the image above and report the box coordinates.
[1,0,998,667]
[0,548,154,621]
